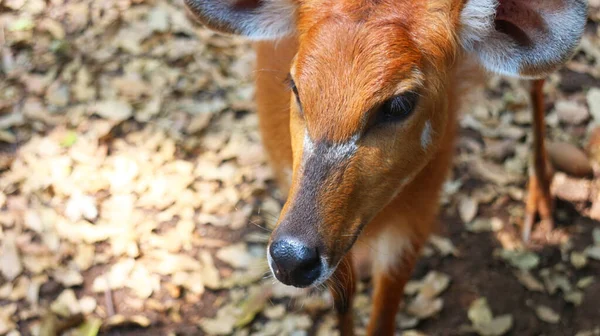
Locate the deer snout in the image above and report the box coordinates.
[268,238,323,288]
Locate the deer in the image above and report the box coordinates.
[184,0,588,334]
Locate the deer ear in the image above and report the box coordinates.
[184,0,297,40]
[460,0,588,78]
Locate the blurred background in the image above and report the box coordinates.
[1,0,600,335]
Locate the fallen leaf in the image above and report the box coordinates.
[577,276,595,289]
[467,218,503,233]
[417,271,451,300]
[91,100,133,122]
[593,228,600,245]
[468,298,513,336]
[585,246,600,260]
[535,305,560,324]
[235,285,270,328]
[498,249,540,270]
[547,142,593,178]
[75,318,102,336]
[564,290,584,306]
[216,243,252,269]
[587,88,600,123]
[468,298,493,327]
[199,305,237,335]
[406,297,443,319]
[555,101,589,124]
[106,315,151,328]
[52,268,84,287]
[429,235,459,257]
[50,289,80,317]
[0,304,17,334]
[0,233,22,281]
[514,270,545,292]
[459,196,478,223]
[571,251,588,269]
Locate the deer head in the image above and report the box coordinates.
[185,0,587,287]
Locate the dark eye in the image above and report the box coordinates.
[290,79,299,98]
[288,78,303,115]
[378,91,419,123]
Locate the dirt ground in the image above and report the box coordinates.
[1,0,600,335]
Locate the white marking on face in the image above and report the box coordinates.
[303,132,359,163]
[324,134,359,162]
[303,131,315,157]
[421,120,432,150]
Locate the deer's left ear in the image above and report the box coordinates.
[184,0,296,40]
[459,0,588,78]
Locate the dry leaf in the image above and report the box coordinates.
[216,243,252,269]
[459,196,478,223]
[587,88,600,123]
[535,305,560,324]
[429,235,459,257]
[497,249,540,270]
[468,298,513,336]
[0,233,22,281]
[571,251,588,269]
[91,100,133,122]
[406,297,443,319]
[514,270,545,292]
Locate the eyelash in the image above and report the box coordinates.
[287,76,302,109]
[377,91,419,124]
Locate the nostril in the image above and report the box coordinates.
[270,240,319,266]
[269,239,322,287]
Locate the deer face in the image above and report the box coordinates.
[185,0,587,287]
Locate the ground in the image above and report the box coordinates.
[1,0,600,335]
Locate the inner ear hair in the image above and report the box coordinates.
[460,0,588,78]
[184,0,297,40]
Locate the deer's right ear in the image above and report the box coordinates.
[184,0,297,40]
[459,0,587,78]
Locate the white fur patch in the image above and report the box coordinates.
[460,0,587,78]
[374,227,413,272]
[325,134,359,162]
[459,0,526,76]
[242,0,296,40]
[420,120,432,150]
[187,0,296,40]
[459,0,498,50]
[303,131,315,157]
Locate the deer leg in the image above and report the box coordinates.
[523,79,554,242]
[366,239,422,336]
[329,253,356,336]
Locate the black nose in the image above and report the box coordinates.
[269,239,322,287]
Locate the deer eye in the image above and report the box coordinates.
[377,92,419,123]
[288,77,301,106]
